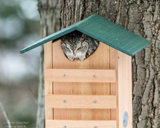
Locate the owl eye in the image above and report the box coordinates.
[66,47,70,50]
[77,46,83,50]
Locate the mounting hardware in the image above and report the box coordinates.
[63,74,66,77]
[64,126,67,128]
[94,126,98,128]
[94,100,97,104]
[63,100,67,103]
[123,111,128,128]
[93,75,96,78]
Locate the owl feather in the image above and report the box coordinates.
[61,31,99,61]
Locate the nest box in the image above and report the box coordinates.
[20,14,151,128]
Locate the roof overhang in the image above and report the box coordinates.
[20,14,151,56]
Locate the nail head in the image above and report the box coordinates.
[93,75,96,78]
[94,100,97,104]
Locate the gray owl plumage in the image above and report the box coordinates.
[61,31,99,61]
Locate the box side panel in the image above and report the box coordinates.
[109,47,118,126]
[118,51,132,128]
[44,41,54,122]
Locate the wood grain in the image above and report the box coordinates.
[44,41,53,120]
[52,40,111,120]
[118,51,132,128]
[46,95,116,109]
[46,120,116,128]
[109,47,118,125]
[45,69,116,83]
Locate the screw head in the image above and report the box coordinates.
[94,100,97,104]
[63,100,67,103]
[94,126,98,128]
[63,74,66,77]
[93,75,96,78]
[64,126,67,128]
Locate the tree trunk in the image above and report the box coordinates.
[37,0,160,128]
[60,1,160,128]
[36,1,60,128]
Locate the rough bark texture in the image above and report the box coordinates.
[60,0,160,128]
[37,1,60,128]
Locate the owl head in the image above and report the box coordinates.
[61,31,89,61]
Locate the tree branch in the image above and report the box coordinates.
[0,100,12,128]
[28,85,38,104]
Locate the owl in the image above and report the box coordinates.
[61,31,99,61]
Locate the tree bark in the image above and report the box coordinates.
[60,1,160,128]
[36,1,60,128]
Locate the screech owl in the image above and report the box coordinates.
[61,31,99,61]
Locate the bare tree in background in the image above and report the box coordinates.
[0,101,11,128]
[37,0,160,128]
[36,1,60,128]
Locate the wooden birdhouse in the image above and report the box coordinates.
[20,14,151,128]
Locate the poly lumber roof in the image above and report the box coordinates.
[20,14,151,56]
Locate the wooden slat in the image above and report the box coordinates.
[46,120,116,128]
[45,69,116,83]
[46,95,116,109]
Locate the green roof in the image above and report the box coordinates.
[20,14,151,56]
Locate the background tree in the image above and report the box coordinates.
[0,0,40,128]
[38,0,160,128]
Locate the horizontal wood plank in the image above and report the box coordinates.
[46,95,116,109]
[45,69,116,83]
[46,120,116,128]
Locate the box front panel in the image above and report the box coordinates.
[52,40,111,120]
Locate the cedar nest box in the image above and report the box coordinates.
[20,14,151,128]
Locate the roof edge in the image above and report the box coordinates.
[20,24,78,54]
[20,14,151,56]
[76,26,134,56]
[20,15,98,54]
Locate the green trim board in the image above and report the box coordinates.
[20,14,151,56]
